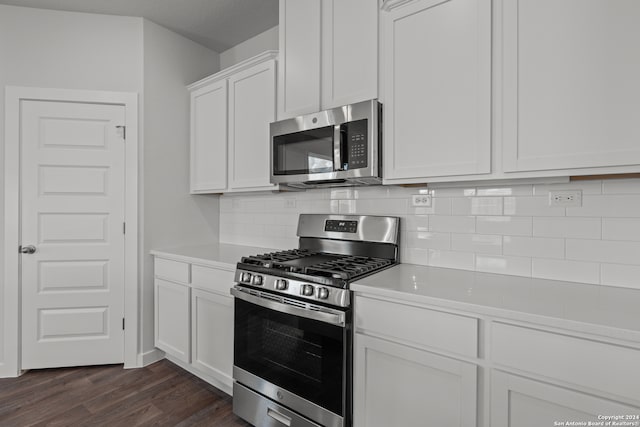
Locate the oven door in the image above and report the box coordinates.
[232,287,350,427]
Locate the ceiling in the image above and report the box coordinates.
[0,0,279,52]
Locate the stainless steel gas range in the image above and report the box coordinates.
[230,214,400,427]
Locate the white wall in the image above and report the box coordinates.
[0,4,220,373]
[141,19,220,355]
[220,179,640,290]
[0,4,143,375]
[219,26,279,69]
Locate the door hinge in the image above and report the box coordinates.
[123,222,126,234]
[122,318,125,330]
[116,125,126,140]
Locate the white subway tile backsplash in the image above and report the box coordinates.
[567,195,640,218]
[476,216,532,236]
[601,264,640,289]
[476,254,531,276]
[504,196,565,216]
[403,215,429,232]
[503,236,565,259]
[404,231,450,250]
[400,247,429,265]
[566,239,640,265]
[477,185,533,196]
[428,249,475,270]
[602,218,640,241]
[533,217,601,239]
[430,215,475,233]
[409,197,451,215]
[451,233,502,254]
[338,199,356,214]
[532,180,602,196]
[532,259,600,284]
[220,179,640,288]
[602,179,640,194]
[452,197,503,216]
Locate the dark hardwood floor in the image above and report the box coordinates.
[0,359,251,426]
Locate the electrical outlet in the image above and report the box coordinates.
[548,190,582,207]
[285,199,296,208]
[411,194,432,207]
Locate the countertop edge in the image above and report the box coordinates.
[351,283,640,344]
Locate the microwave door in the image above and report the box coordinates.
[273,126,335,177]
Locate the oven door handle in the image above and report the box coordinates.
[231,288,346,327]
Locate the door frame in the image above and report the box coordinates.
[2,86,139,376]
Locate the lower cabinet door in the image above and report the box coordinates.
[191,289,234,388]
[491,371,640,427]
[353,334,477,427]
[154,279,191,363]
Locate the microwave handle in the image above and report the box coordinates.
[333,125,344,171]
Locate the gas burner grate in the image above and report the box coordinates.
[240,250,393,281]
[305,256,393,279]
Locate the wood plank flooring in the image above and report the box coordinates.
[0,359,251,426]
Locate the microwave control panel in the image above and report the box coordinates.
[343,119,368,169]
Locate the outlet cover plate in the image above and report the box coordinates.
[548,190,582,207]
[412,194,432,207]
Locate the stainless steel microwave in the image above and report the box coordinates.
[269,99,381,189]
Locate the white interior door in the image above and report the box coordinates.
[20,100,126,369]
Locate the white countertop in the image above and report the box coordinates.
[150,243,276,271]
[351,264,640,342]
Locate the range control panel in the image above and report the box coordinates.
[325,220,358,233]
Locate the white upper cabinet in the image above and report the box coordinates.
[188,51,278,193]
[501,0,640,174]
[381,0,492,183]
[278,0,378,120]
[321,0,378,110]
[228,59,277,191]
[278,0,321,119]
[190,80,227,193]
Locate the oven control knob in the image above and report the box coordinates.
[275,279,288,290]
[300,284,314,296]
[251,275,263,286]
[316,287,329,300]
[240,272,252,283]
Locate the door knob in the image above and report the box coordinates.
[19,245,36,254]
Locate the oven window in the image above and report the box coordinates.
[273,126,335,175]
[234,298,346,416]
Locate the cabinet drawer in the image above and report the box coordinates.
[154,258,190,283]
[492,322,640,401]
[191,265,235,295]
[355,296,478,358]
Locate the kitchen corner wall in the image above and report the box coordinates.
[220,178,640,290]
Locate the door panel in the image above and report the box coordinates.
[21,100,126,369]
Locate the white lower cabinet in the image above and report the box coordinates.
[154,256,235,394]
[353,334,477,427]
[354,292,640,427]
[154,279,191,364]
[491,371,640,427]
[191,288,234,388]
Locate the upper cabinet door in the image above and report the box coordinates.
[502,0,640,173]
[278,0,321,120]
[190,80,228,193]
[228,59,278,191]
[382,0,492,181]
[321,0,378,110]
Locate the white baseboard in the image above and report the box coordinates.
[137,348,165,367]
